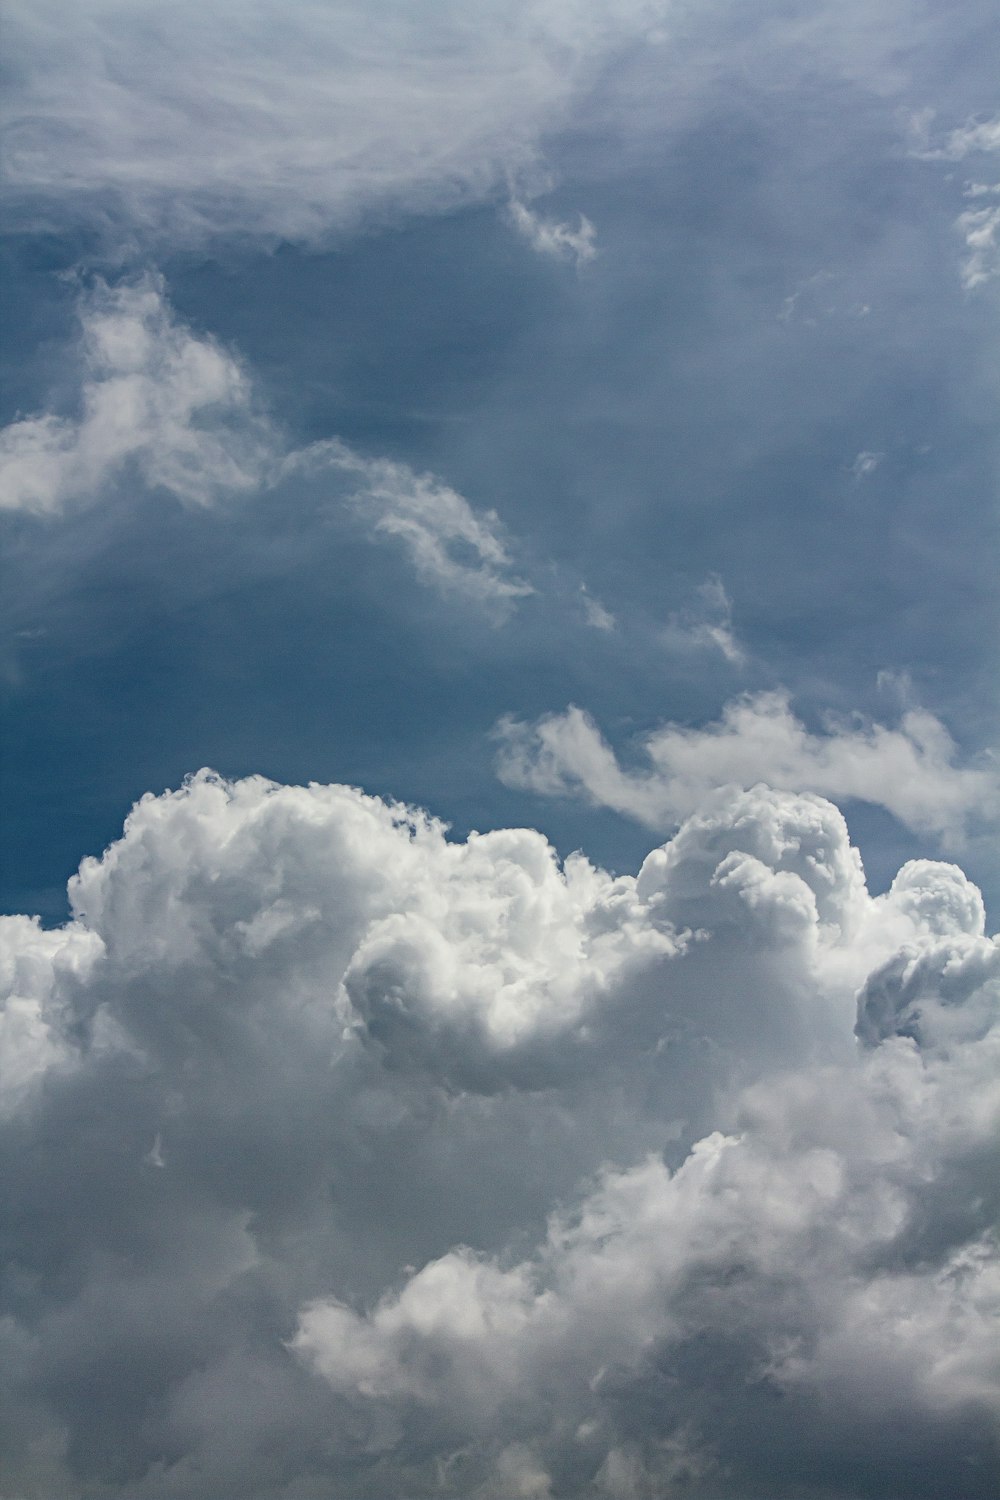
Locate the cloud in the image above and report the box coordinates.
[1,769,997,1495]
[296,1048,1000,1479]
[661,575,745,665]
[913,111,1000,161]
[288,441,533,619]
[957,201,1000,289]
[495,689,999,843]
[0,276,532,617]
[850,449,884,479]
[906,113,1000,287]
[579,584,616,631]
[0,275,273,516]
[0,914,102,1116]
[507,198,598,266]
[3,0,667,243]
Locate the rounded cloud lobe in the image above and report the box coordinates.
[2,772,997,1497]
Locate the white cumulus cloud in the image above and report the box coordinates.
[916,112,1000,161]
[495,689,999,843]
[1,769,997,1496]
[957,201,1000,289]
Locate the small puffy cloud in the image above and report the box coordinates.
[1,769,998,1494]
[907,113,1000,287]
[507,198,598,266]
[495,689,999,843]
[661,574,745,665]
[777,270,870,326]
[0,275,273,516]
[777,268,837,324]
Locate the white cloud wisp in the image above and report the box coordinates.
[507,197,598,266]
[496,689,999,844]
[957,198,1000,289]
[661,574,745,665]
[287,440,534,619]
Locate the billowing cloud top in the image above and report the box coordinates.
[2,771,997,1496]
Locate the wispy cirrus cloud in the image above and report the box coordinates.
[850,449,884,479]
[287,441,533,619]
[579,583,616,631]
[906,111,1000,288]
[909,110,1000,161]
[2,0,668,243]
[957,195,1000,289]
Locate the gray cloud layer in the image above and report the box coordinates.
[2,0,667,243]
[2,772,997,1496]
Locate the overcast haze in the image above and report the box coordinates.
[1,3,999,1496]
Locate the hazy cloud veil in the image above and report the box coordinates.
[1,1,999,1497]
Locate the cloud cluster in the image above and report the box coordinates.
[908,110,1000,288]
[496,689,999,844]
[1,769,997,1496]
[3,0,667,243]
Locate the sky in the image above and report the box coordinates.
[0,2,998,1496]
